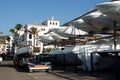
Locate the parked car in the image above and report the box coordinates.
[23,61,52,72]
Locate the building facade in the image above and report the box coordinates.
[12,17,60,54]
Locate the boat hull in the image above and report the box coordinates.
[16,45,33,57]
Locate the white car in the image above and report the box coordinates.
[23,61,52,72]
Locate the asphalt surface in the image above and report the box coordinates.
[0,60,117,80]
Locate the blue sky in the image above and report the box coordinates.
[0,0,110,36]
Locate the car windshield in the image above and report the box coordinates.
[30,61,41,65]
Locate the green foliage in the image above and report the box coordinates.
[9,29,15,33]
[64,23,71,26]
[45,47,52,52]
[0,36,9,44]
[6,36,11,42]
[0,32,3,34]
[15,24,23,31]
[28,27,39,37]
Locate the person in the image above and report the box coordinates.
[14,58,19,67]
[0,56,3,64]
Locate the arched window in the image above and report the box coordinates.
[29,34,32,39]
[41,28,43,31]
[44,28,45,31]
[50,22,52,25]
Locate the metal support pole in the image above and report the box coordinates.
[90,52,94,76]
[74,54,77,73]
[115,52,119,80]
[114,21,117,50]
[43,43,45,53]
[63,54,66,70]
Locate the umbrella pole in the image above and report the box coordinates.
[113,21,117,50]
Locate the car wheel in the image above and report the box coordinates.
[46,69,51,72]
[29,69,33,73]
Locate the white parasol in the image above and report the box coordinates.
[39,33,55,43]
[71,18,100,33]
[50,25,87,37]
[96,1,120,21]
[82,11,114,32]
[50,32,68,40]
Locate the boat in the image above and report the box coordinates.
[15,45,33,56]
[96,1,120,21]
[50,25,87,38]
[71,18,99,33]
[82,11,114,32]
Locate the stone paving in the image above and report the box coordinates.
[0,60,119,80]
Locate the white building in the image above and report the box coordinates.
[14,17,60,54]
[0,44,6,54]
[6,35,14,55]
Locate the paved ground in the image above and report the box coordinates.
[0,60,118,80]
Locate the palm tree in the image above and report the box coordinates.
[9,29,15,35]
[0,32,3,34]
[15,24,23,31]
[9,28,16,54]
[9,28,15,44]
[15,24,23,38]
[6,36,11,42]
[28,27,40,52]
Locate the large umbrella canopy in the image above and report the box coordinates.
[50,25,87,37]
[39,32,68,43]
[71,18,100,33]
[39,33,55,43]
[96,1,120,21]
[82,11,114,32]
[50,32,68,40]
